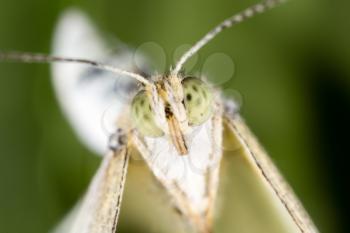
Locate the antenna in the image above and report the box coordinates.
[172,0,286,75]
[0,51,151,85]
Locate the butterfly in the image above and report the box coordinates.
[0,0,318,233]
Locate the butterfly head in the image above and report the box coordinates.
[131,75,214,155]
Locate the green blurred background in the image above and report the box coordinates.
[0,0,349,232]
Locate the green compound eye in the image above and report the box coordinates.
[182,77,214,126]
[131,91,164,137]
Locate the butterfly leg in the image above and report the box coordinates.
[108,128,128,152]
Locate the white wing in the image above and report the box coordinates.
[51,8,149,155]
[223,100,318,233]
[52,142,130,233]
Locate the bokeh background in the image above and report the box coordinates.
[0,0,349,232]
